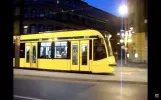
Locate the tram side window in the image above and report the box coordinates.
[54,41,68,59]
[13,43,15,58]
[20,43,25,58]
[39,42,52,58]
[93,39,107,60]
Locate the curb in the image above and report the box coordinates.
[14,74,147,85]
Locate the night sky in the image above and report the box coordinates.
[85,0,122,16]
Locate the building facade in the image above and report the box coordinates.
[127,0,147,33]
[14,0,120,36]
[126,0,147,63]
[128,32,147,63]
[13,0,121,54]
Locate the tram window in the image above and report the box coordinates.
[72,44,78,65]
[39,42,52,58]
[32,46,36,63]
[26,46,30,63]
[54,41,68,59]
[82,44,87,65]
[13,43,15,58]
[105,38,113,56]
[20,43,25,58]
[89,40,92,60]
[93,39,107,60]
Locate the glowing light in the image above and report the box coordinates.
[49,38,52,41]
[127,54,129,58]
[130,27,133,30]
[109,34,112,38]
[135,53,138,58]
[54,38,57,40]
[119,5,128,16]
[120,39,124,43]
[121,33,124,37]
[24,26,28,28]
[127,39,132,42]
[125,31,128,36]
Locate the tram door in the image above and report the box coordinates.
[70,40,90,71]
[25,43,37,68]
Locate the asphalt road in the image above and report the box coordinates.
[14,75,147,100]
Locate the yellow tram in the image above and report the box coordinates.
[13,29,116,73]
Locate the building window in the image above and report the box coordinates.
[48,10,53,19]
[39,42,52,58]
[47,25,53,31]
[31,9,37,18]
[15,7,20,16]
[61,13,67,20]
[49,0,54,3]
[65,1,70,7]
[56,26,62,30]
[54,41,68,58]
[24,9,28,18]
[93,39,107,60]
[71,2,76,9]
[29,24,36,34]
[39,9,45,18]
[57,0,59,4]
[23,25,28,34]
[38,24,45,32]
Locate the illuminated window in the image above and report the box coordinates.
[23,25,28,34]
[39,9,45,18]
[39,42,52,58]
[54,42,68,58]
[57,0,59,4]
[26,45,30,62]
[38,41,70,59]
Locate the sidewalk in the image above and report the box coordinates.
[116,60,147,68]
[14,67,147,85]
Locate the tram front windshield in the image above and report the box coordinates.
[105,38,113,56]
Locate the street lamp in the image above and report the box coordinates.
[119,5,128,17]
[119,4,128,64]
[120,39,124,43]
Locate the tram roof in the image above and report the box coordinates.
[15,29,108,40]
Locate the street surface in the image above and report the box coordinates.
[14,66,147,84]
[14,75,147,100]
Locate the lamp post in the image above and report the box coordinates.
[120,29,133,64]
[119,5,128,64]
